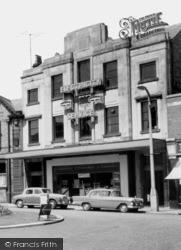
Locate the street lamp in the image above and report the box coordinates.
[137,85,159,212]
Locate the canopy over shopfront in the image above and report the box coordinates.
[165,159,181,180]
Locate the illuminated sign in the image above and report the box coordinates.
[67,109,95,120]
[119,12,168,40]
[60,79,102,93]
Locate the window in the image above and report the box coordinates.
[0,163,6,186]
[105,106,119,135]
[28,88,38,104]
[79,117,91,138]
[104,61,118,89]
[26,189,33,194]
[77,59,90,83]
[140,61,157,83]
[34,189,41,194]
[29,119,39,144]
[53,116,64,141]
[52,74,63,99]
[141,100,158,131]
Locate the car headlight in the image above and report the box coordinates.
[130,202,135,206]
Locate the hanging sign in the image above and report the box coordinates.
[119,12,168,40]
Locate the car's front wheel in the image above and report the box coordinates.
[82,203,91,211]
[49,200,57,209]
[119,204,128,213]
[16,200,24,208]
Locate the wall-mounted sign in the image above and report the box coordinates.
[60,79,102,93]
[61,99,73,110]
[67,109,95,120]
[119,12,168,40]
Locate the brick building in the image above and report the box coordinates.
[5,20,181,206]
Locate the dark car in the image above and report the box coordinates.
[71,188,144,213]
[12,187,69,209]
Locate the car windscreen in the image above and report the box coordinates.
[42,189,52,194]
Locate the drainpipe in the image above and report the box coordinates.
[7,119,11,203]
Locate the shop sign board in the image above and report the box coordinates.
[67,109,95,120]
[60,79,102,93]
[119,12,168,40]
[78,173,90,178]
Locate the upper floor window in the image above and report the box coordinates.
[141,100,158,131]
[140,61,157,83]
[77,59,90,83]
[105,106,119,135]
[0,163,6,186]
[79,117,91,139]
[28,88,38,105]
[52,74,63,99]
[104,61,118,89]
[53,115,64,141]
[29,119,39,144]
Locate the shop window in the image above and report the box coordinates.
[141,100,158,131]
[77,59,90,83]
[52,74,63,99]
[53,115,64,141]
[0,163,6,186]
[79,117,91,139]
[28,88,38,105]
[103,60,118,89]
[105,106,119,135]
[28,119,39,144]
[139,61,157,83]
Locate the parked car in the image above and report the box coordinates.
[71,188,144,213]
[12,187,69,209]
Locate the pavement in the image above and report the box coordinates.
[0,203,181,229]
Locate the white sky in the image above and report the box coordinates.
[0,0,179,100]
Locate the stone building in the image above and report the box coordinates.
[6,21,181,206]
[0,96,24,202]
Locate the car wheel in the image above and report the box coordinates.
[82,203,91,211]
[16,200,24,208]
[27,205,34,208]
[119,204,128,213]
[49,200,56,209]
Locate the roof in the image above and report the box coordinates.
[0,95,16,115]
[166,23,181,39]
[11,99,22,112]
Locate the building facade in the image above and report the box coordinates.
[0,96,24,202]
[6,22,181,206]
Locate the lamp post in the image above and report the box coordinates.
[137,85,159,211]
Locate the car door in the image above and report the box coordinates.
[24,189,34,205]
[99,190,112,209]
[32,188,41,205]
[88,190,101,208]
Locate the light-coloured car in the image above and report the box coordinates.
[71,188,144,213]
[12,187,69,209]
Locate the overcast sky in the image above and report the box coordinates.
[0,0,180,100]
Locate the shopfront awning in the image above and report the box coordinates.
[1,138,166,160]
[165,159,181,180]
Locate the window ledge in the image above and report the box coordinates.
[105,86,118,91]
[28,143,40,147]
[27,102,40,106]
[140,128,160,134]
[79,137,92,141]
[52,97,63,101]
[138,77,159,84]
[52,139,65,143]
[103,133,121,138]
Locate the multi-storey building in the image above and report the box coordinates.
[6,21,181,205]
[0,96,24,202]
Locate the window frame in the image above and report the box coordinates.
[52,115,64,142]
[77,59,90,83]
[79,117,92,140]
[105,106,119,136]
[28,119,39,145]
[52,74,63,100]
[103,60,118,90]
[139,61,158,84]
[141,99,159,132]
[0,163,6,187]
[27,88,38,105]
